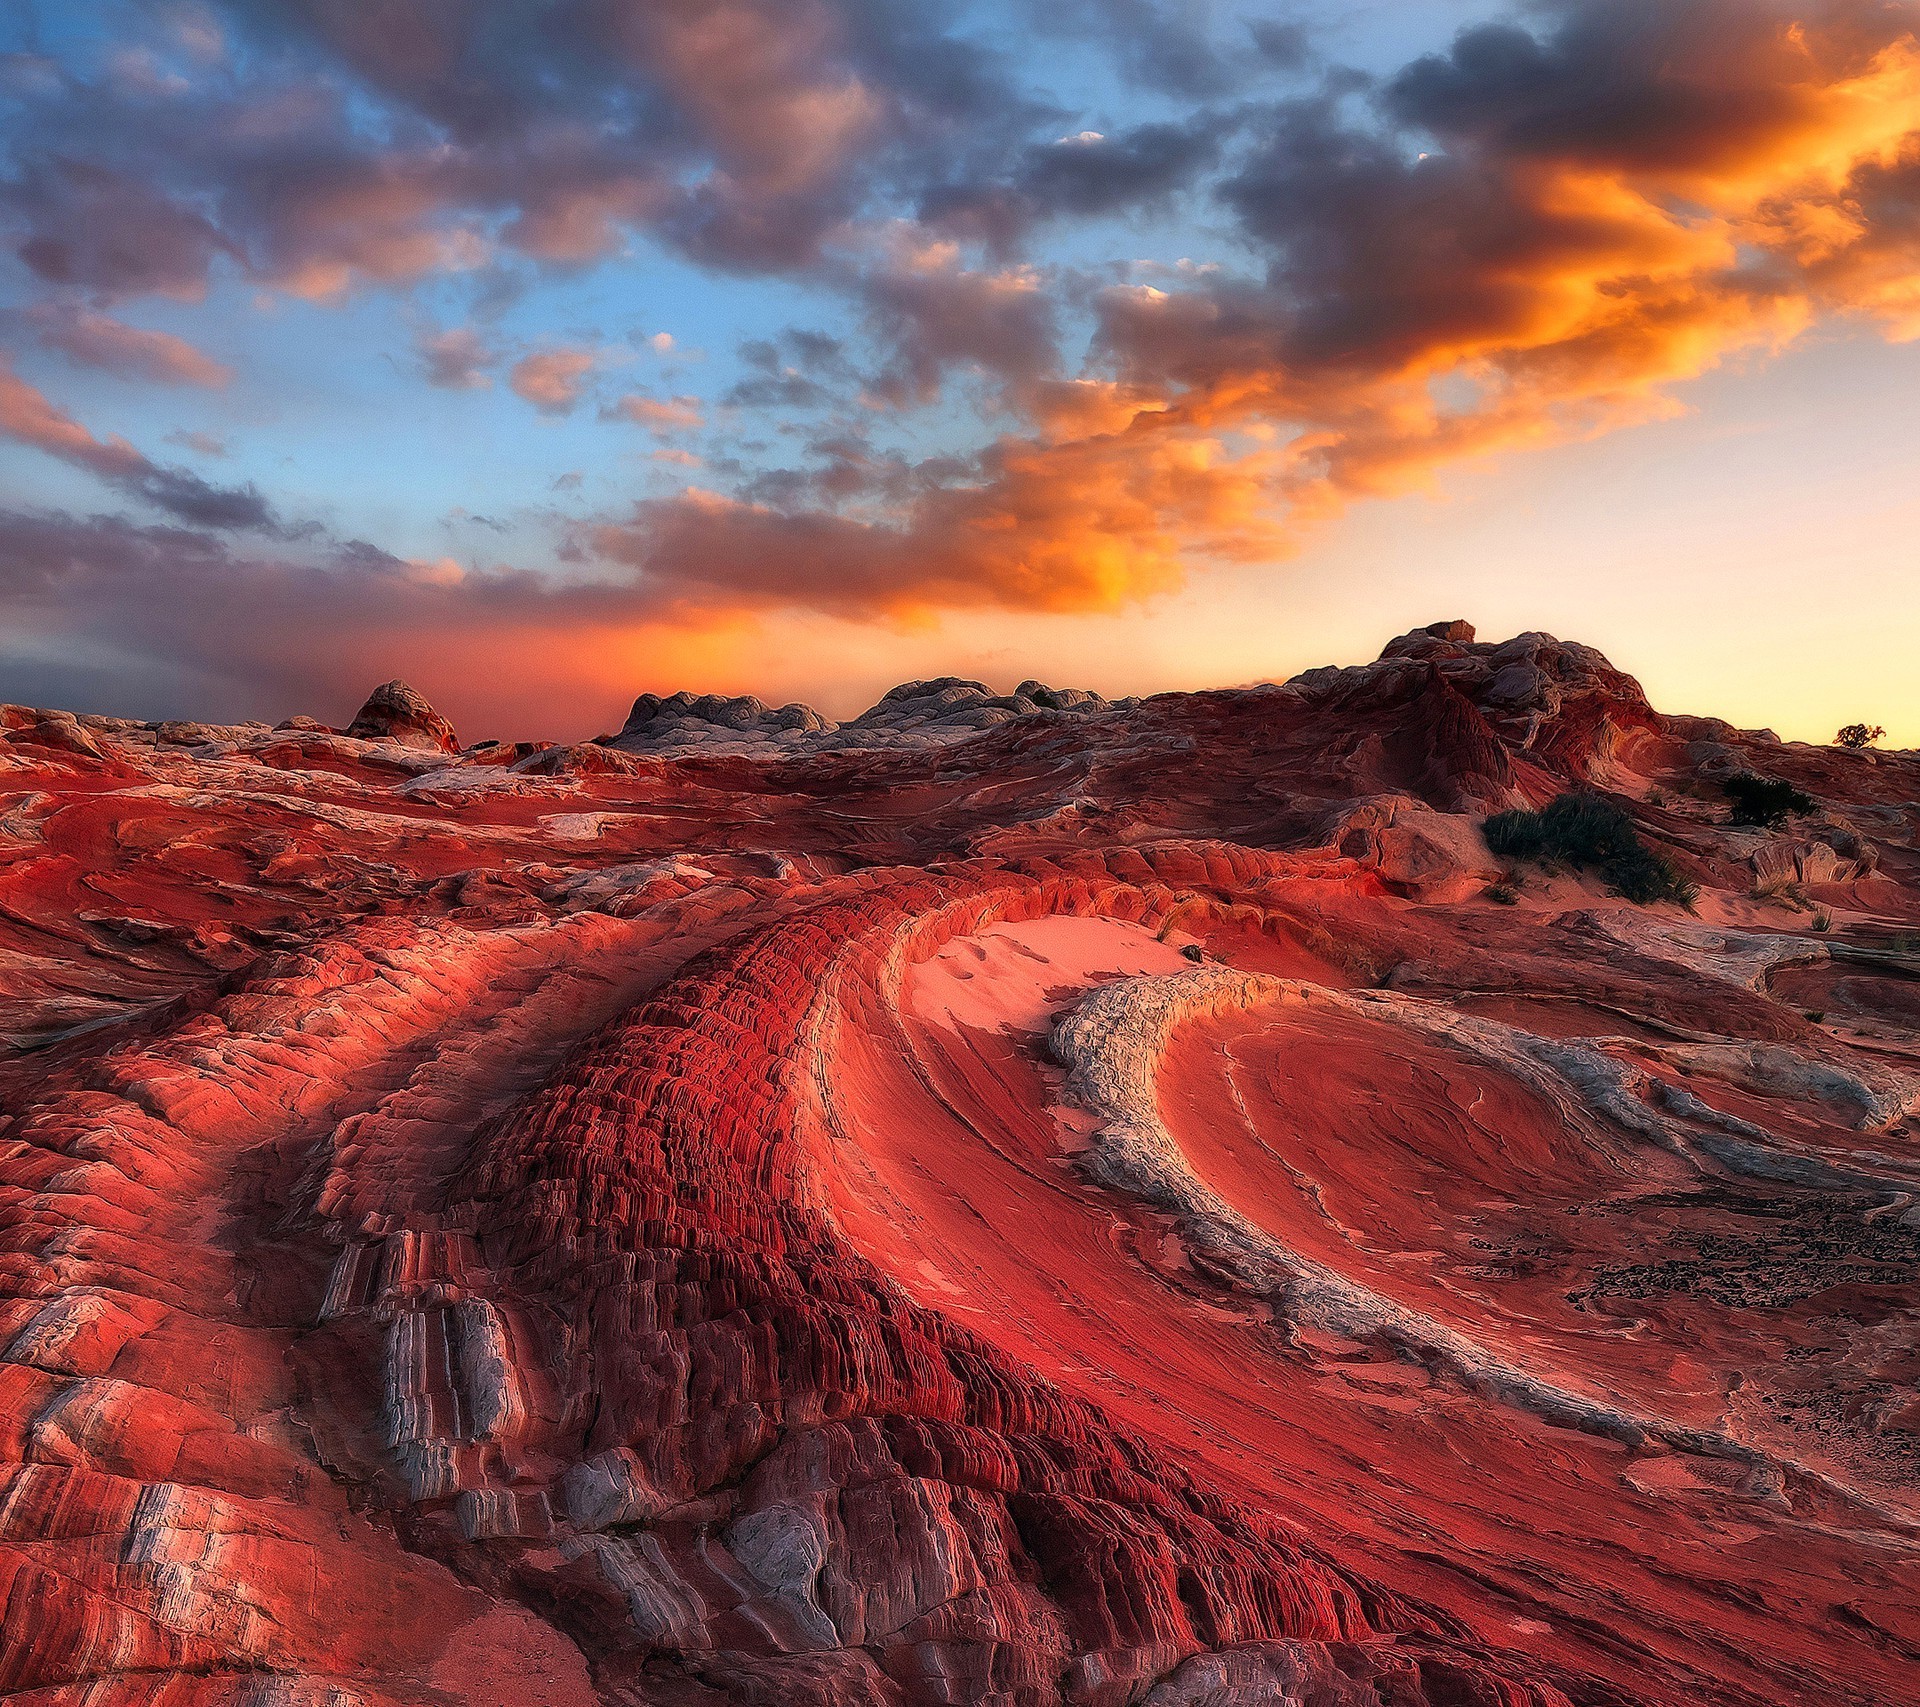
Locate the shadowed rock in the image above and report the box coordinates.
[345,679,460,752]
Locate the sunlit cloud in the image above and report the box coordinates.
[27,304,232,386]
[1,0,1918,731]
[509,346,597,414]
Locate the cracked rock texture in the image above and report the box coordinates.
[3,625,1919,1706]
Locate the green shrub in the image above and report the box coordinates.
[1483,792,1697,909]
[1723,772,1816,828]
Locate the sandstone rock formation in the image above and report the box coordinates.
[605,678,1121,758]
[345,679,461,752]
[2,625,1917,1706]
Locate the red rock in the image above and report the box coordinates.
[1,628,1917,1705]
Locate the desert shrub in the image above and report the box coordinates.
[1482,808,1547,862]
[1723,772,1816,828]
[1483,792,1697,909]
[1835,723,1885,749]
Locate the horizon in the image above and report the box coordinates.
[23,613,1915,756]
[3,1,1919,746]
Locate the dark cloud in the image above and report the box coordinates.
[135,464,280,530]
[1035,0,1241,98]
[1244,18,1310,69]
[921,116,1226,249]
[722,328,853,408]
[1014,118,1224,216]
[8,156,237,299]
[723,369,833,410]
[1382,0,1900,171]
[860,244,1060,405]
[416,324,495,389]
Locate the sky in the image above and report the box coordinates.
[1,0,1917,745]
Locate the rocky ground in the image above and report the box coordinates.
[2,621,1917,1706]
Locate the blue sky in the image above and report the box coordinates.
[2,0,1917,741]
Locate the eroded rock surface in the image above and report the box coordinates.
[345,679,461,753]
[3,626,1918,1706]
[605,677,1122,758]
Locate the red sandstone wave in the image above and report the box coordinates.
[2,625,1918,1705]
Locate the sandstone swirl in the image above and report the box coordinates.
[2,626,1916,1706]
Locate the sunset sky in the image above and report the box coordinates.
[2,0,1917,744]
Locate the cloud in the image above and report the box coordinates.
[574,0,1920,634]
[5,0,1920,726]
[722,329,851,408]
[1035,0,1243,99]
[27,305,233,387]
[588,423,1279,618]
[859,238,1060,404]
[1068,0,1920,507]
[0,503,741,731]
[921,116,1226,249]
[7,156,237,300]
[613,394,705,430]
[165,428,229,457]
[1017,119,1221,216]
[509,346,597,414]
[0,360,277,529]
[417,325,496,389]
[0,0,1029,303]
[0,360,149,482]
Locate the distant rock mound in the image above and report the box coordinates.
[843,677,1117,743]
[605,676,1120,757]
[345,679,460,753]
[1294,620,1666,786]
[607,691,833,756]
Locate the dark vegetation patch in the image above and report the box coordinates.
[1724,771,1817,828]
[1482,792,1697,907]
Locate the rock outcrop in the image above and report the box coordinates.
[345,679,461,752]
[605,678,1120,757]
[2,623,1917,1707]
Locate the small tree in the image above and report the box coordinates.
[1835,723,1886,749]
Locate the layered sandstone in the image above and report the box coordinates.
[2,627,1917,1705]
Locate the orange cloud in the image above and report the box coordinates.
[510,347,597,414]
[30,306,233,387]
[616,394,705,430]
[593,424,1285,619]
[643,1,1920,628]
[0,358,150,477]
